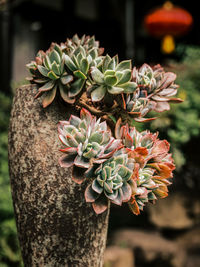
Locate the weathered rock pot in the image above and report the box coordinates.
[8,84,109,267]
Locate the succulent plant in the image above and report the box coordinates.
[88,55,137,104]
[84,149,135,214]
[128,167,156,215]
[64,34,104,58]
[26,43,75,107]
[58,108,122,184]
[122,89,154,122]
[63,35,104,99]
[120,64,182,122]
[132,63,182,113]
[115,120,175,215]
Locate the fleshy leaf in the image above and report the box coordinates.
[85,184,99,202]
[48,70,59,80]
[107,86,124,94]
[52,61,60,75]
[59,154,76,168]
[74,70,87,80]
[69,78,85,97]
[49,50,61,64]
[92,179,104,194]
[38,65,49,77]
[64,54,77,72]
[91,67,104,84]
[61,75,73,85]
[72,166,86,184]
[80,58,89,74]
[42,86,57,108]
[59,84,75,104]
[116,60,131,71]
[121,183,132,202]
[92,195,108,214]
[91,85,106,102]
[120,82,137,93]
[104,75,118,86]
[117,69,132,85]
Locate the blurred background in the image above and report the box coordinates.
[0,0,200,266]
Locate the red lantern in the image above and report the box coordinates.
[144,1,193,54]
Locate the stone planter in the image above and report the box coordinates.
[8,84,109,266]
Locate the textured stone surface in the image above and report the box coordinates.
[8,85,109,267]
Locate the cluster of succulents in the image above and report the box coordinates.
[27,34,182,215]
[115,120,175,215]
[58,109,175,214]
[27,35,181,120]
[27,35,104,107]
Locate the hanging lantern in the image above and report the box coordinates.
[144,1,193,54]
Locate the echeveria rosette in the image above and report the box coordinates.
[84,149,135,214]
[115,120,158,167]
[128,167,156,215]
[122,89,156,122]
[115,120,175,215]
[64,35,104,100]
[88,55,137,104]
[64,34,104,58]
[58,108,122,184]
[121,63,182,122]
[132,63,182,113]
[26,43,75,107]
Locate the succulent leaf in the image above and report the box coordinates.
[91,85,106,102]
[42,86,57,108]
[38,65,49,77]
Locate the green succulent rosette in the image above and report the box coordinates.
[64,35,104,100]
[26,43,75,107]
[88,54,137,104]
[64,34,104,58]
[84,149,135,214]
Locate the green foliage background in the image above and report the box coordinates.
[0,92,23,266]
[134,45,200,170]
[1,45,200,265]
[153,46,200,169]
